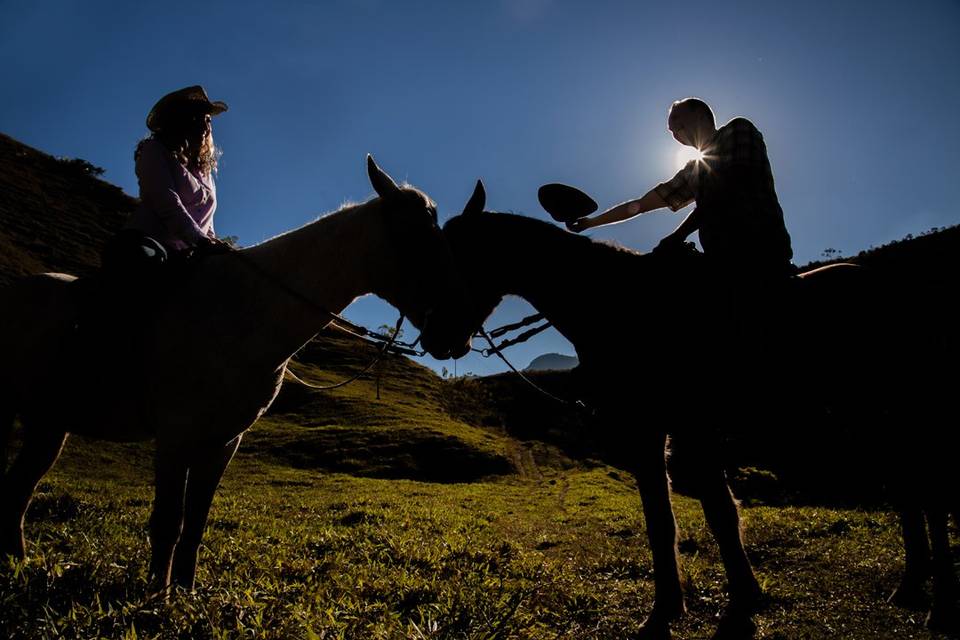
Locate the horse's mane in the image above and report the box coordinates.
[249,184,435,251]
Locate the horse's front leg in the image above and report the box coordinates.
[925,507,960,633]
[170,435,242,590]
[888,504,931,610]
[681,435,762,638]
[148,446,189,592]
[0,425,67,558]
[632,432,685,639]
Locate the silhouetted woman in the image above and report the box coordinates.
[104,85,231,270]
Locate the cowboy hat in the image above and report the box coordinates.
[146,85,228,132]
[537,183,598,222]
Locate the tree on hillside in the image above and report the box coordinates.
[56,157,105,177]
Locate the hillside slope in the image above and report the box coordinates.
[0,133,133,286]
[807,223,960,286]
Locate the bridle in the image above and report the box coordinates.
[210,248,587,408]
[472,312,551,357]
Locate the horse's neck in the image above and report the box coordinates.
[491,228,603,347]
[246,206,380,315]
[218,204,387,368]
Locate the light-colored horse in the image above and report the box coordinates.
[424,182,958,639]
[0,156,460,591]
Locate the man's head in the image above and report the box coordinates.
[667,98,716,149]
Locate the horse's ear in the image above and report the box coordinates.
[462,179,486,215]
[367,154,401,199]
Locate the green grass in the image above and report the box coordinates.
[2,335,956,639]
[2,438,949,639]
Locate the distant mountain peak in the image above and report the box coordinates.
[525,353,579,371]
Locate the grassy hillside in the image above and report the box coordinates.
[442,368,905,508]
[0,133,133,287]
[1,132,956,639]
[253,331,518,482]
[806,224,960,287]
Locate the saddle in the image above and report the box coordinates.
[69,231,222,352]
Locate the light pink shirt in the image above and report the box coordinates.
[126,138,217,251]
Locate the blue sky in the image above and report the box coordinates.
[2,1,958,376]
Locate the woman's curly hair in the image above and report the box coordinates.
[135,106,221,176]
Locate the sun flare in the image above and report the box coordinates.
[675,146,705,171]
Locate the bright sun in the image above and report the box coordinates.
[675,146,705,171]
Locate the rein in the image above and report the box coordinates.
[285,314,406,391]
[476,326,588,413]
[324,313,424,357]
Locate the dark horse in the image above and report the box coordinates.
[424,182,958,639]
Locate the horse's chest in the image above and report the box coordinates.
[147,366,285,438]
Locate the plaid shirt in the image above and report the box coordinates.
[654,117,792,267]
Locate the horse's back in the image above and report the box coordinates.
[792,261,955,405]
[795,260,952,339]
[2,272,167,440]
[1,273,80,395]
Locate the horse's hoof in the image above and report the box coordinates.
[0,528,25,560]
[635,603,685,640]
[926,603,960,635]
[170,567,198,592]
[0,546,25,561]
[146,575,173,602]
[635,618,673,640]
[729,583,766,617]
[712,613,757,640]
[888,583,929,611]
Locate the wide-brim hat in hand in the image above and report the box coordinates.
[537,183,598,222]
[146,85,228,132]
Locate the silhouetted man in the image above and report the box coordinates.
[569,97,793,281]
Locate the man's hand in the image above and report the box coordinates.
[566,217,592,233]
[653,231,686,254]
[565,190,668,234]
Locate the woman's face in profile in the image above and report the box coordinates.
[195,113,213,138]
[179,111,212,142]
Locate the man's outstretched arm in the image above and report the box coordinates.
[567,188,668,232]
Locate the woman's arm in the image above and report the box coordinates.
[136,141,206,245]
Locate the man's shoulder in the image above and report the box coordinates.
[721,117,759,133]
[716,118,765,150]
